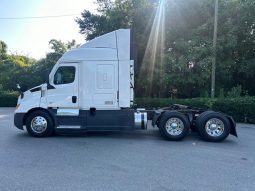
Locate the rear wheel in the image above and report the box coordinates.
[196,111,230,142]
[159,111,190,141]
[26,111,54,137]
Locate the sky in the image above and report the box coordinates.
[0,0,97,59]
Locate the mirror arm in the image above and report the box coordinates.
[47,81,55,90]
[45,75,55,90]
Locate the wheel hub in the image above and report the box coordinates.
[171,123,178,128]
[165,118,184,136]
[31,116,47,133]
[205,118,224,137]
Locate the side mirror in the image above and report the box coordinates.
[17,84,21,89]
[16,84,24,99]
[44,72,55,90]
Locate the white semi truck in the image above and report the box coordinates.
[14,29,237,142]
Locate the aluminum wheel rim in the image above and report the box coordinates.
[165,118,184,136]
[31,116,47,133]
[205,118,224,137]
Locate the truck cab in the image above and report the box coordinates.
[14,29,139,135]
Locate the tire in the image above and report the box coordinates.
[26,110,54,137]
[158,111,190,141]
[196,111,230,142]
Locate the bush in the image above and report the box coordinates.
[0,91,19,107]
[135,97,255,124]
[227,85,242,98]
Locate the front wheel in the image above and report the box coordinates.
[158,111,190,141]
[26,111,54,137]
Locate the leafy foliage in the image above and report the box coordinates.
[0,41,7,55]
[0,39,78,91]
[0,0,255,99]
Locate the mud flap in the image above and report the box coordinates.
[227,116,238,137]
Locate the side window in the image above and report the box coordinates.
[53,66,75,85]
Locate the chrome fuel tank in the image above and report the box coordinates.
[134,109,148,129]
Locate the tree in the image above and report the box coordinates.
[0,40,7,56]
[49,39,78,55]
[76,0,134,40]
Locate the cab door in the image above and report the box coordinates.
[47,63,79,109]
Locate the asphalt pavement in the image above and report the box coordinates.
[0,108,255,191]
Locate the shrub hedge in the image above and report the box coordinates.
[0,91,254,123]
[0,91,19,107]
[135,97,255,124]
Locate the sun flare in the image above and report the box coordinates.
[139,0,166,97]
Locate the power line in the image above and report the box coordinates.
[0,14,80,20]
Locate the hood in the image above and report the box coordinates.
[29,84,44,93]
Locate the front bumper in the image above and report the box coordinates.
[14,113,25,130]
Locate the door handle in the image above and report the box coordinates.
[72,96,77,103]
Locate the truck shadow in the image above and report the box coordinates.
[14,129,237,144]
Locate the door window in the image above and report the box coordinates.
[53,66,75,85]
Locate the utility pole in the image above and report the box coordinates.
[211,0,218,98]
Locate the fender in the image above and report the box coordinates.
[152,109,164,127]
[152,109,194,128]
